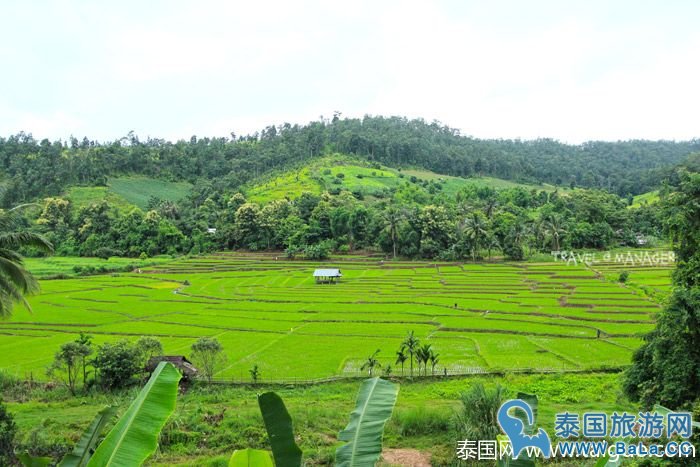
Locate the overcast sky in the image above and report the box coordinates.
[1,0,698,143]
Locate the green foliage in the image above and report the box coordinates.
[257,392,302,467]
[93,340,141,390]
[624,169,700,408]
[453,383,505,441]
[87,362,181,466]
[335,378,399,467]
[0,399,17,466]
[191,337,226,383]
[228,449,273,466]
[618,270,630,283]
[58,406,116,467]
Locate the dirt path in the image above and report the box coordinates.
[381,448,431,466]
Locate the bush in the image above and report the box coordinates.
[618,271,630,283]
[304,241,332,260]
[0,399,17,466]
[93,340,141,390]
[335,172,345,179]
[453,383,505,441]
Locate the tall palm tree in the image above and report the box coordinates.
[382,207,403,259]
[400,330,420,377]
[462,213,488,261]
[417,343,432,376]
[395,348,407,376]
[0,206,53,317]
[429,350,440,375]
[544,214,567,251]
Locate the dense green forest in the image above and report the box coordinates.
[2,115,696,260]
[2,116,698,205]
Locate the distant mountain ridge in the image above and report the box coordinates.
[1,116,697,206]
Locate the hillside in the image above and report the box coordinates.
[65,176,192,211]
[246,156,562,203]
[2,117,698,207]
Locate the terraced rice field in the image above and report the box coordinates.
[0,253,669,380]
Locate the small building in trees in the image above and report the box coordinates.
[313,268,342,284]
[146,356,198,380]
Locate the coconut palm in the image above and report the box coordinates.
[382,207,403,259]
[429,350,440,375]
[395,348,407,376]
[544,214,567,251]
[462,213,488,261]
[0,205,53,317]
[360,349,382,376]
[417,343,432,376]
[400,330,420,377]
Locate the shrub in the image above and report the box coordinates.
[0,399,17,466]
[453,383,505,441]
[336,172,345,179]
[618,271,630,283]
[93,340,141,390]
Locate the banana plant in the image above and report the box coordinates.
[258,392,302,467]
[21,362,181,467]
[58,406,117,467]
[335,377,399,467]
[87,361,181,466]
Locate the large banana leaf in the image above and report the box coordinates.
[228,449,274,467]
[59,406,117,467]
[87,362,181,466]
[335,377,399,467]
[258,392,302,467]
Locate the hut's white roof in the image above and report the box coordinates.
[313,268,342,277]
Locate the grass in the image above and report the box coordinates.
[65,186,134,212]
[0,251,669,382]
[4,371,633,465]
[64,177,192,211]
[630,189,660,208]
[244,154,565,203]
[108,176,192,209]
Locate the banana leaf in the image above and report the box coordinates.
[258,392,302,467]
[229,449,274,467]
[87,362,181,466]
[335,377,399,467]
[59,406,117,466]
[18,452,52,467]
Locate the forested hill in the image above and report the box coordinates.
[1,115,698,206]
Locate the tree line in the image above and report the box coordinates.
[29,180,663,260]
[2,115,699,207]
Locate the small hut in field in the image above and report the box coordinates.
[146,356,198,380]
[313,268,342,284]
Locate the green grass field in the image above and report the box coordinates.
[630,189,660,208]
[1,252,669,382]
[245,155,565,203]
[64,176,192,211]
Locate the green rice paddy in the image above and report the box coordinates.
[1,252,669,381]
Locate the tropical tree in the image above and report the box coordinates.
[429,350,440,375]
[191,337,226,382]
[395,348,407,376]
[361,349,382,376]
[417,343,432,376]
[400,331,420,377]
[48,341,84,395]
[249,364,261,383]
[382,207,403,259]
[543,213,567,251]
[461,212,488,261]
[0,206,53,317]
